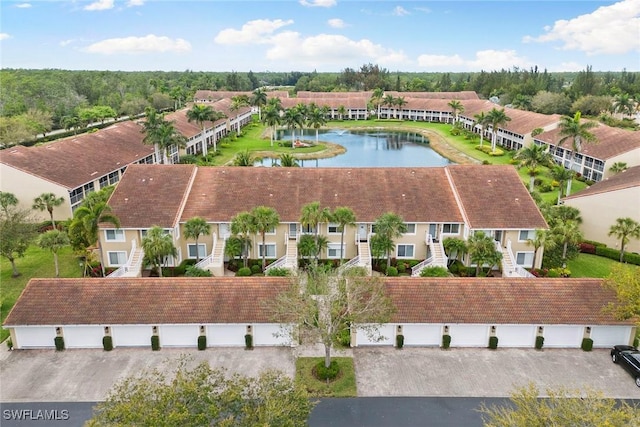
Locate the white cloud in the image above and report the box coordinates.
[127,0,145,6]
[0,33,11,41]
[417,49,532,71]
[417,53,465,68]
[551,62,585,72]
[414,7,431,14]
[83,34,191,54]
[15,3,32,8]
[393,6,410,16]
[59,39,74,47]
[327,18,346,28]
[84,0,114,11]
[523,0,640,55]
[299,0,336,7]
[215,19,294,45]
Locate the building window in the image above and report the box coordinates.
[519,230,535,241]
[99,175,109,189]
[328,223,340,234]
[69,187,84,205]
[107,251,127,266]
[108,171,120,185]
[258,244,276,258]
[516,252,534,268]
[396,244,414,258]
[442,224,460,234]
[105,229,125,242]
[404,223,416,234]
[302,225,316,234]
[327,243,345,259]
[187,244,207,259]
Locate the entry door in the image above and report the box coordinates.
[428,224,437,241]
[494,230,503,243]
[289,223,297,239]
[358,224,368,241]
[219,223,230,238]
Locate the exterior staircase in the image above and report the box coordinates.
[412,234,448,276]
[107,239,144,278]
[338,232,372,275]
[195,233,226,276]
[265,233,298,274]
[499,240,535,278]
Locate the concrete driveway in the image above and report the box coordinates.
[1,345,638,402]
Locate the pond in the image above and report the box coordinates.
[259,129,452,167]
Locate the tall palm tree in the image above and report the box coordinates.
[511,94,532,111]
[526,229,555,270]
[332,207,356,264]
[0,191,18,216]
[374,212,408,268]
[447,100,464,126]
[295,103,309,140]
[549,166,574,205]
[38,230,70,277]
[186,104,215,156]
[282,108,303,147]
[473,111,488,147]
[552,220,583,268]
[337,105,347,120]
[184,216,211,263]
[556,111,598,196]
[261,105,281,147]
[371,88,384,118]
[394,96,407,119]
[608,217,640,262]
[466,231,501,277]
[307,107,327,144]
[143,116,187,164]
[611,93,636,118]
[513,144,553,192]
[231,211,256,268]
[251,206,280,269]
[141,107,163,163]
[32,192,65,228]
[382,94,395,118]
[142,226,177,277]
[267,96,283,111]
[251,88,268,120]
[300,202,332,261]
[486,108,511,152]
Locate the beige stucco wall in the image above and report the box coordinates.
[99,229,141,267]
[603,149,640,180]
[565,186,640,253]
[0,164,72,222]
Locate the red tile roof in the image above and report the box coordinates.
[385,277,632,325]
[3,277,292,326]
[446,165,548,229]
[563,165,640,200]
[0,121,154,189]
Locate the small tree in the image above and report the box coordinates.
[184,217,211,263]
[374,212,408,268]
[608,217,640,263]
[526,229,555,269]
[141,226,177,277]
[332,207,356,264]
[230,211,256,268]
[252,206,280,269]
[32,192,65,228]
[0,197,37,278]
[603,264,640,324]
[38,230,70,277]
[467,231,501,276]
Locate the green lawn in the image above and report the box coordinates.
[295,357,357,397]
[566,253,639,278]
[0,245,82,341]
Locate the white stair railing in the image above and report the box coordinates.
[506,239,535,278]
[108,239,140,277]
[195,233,216,270]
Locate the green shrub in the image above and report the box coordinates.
[6,338,13,351]
[244,334,253,349]
[396,334,404,349]
[251,264,262,274]
[54,336,65,351]
[547,269,561,278]
[581,337,593,352]
[185,265,213,277]
[442,334,451,349]
[420,266,450,277]
[395,262,407,274]
[267,267,290,276]
[315,360,340,380]
[582,239,607,247]
[337,328,351,347]
[174,258,197,276]
[488,336,498,349]
[386,266,398,277]
[198,335,207,351]
[595,246,640,265]
[548,267,571,278]
[151,335,160,351]
[102,336,113,351]
[236,267,252,276]
[448,260,464,275]
[539,183,553,193]
[535,335,544,350]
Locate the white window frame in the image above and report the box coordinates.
[187,243,207,259]
[442,223,460,234]
[107,251,127,267]
[265,226,276,235]
[396,244,415,259]
[104,229,125,242]
[327,223,340,234]
[327,243,345,259]
[258,243,276,258]
[519,230,535,242]
[516,251,534,268]
[404,223,417,235]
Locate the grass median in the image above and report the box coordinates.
[296,357,357,397]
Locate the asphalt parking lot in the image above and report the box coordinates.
[1,344,638,402]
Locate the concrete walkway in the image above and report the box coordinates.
[1,344,638,402]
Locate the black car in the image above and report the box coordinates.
[611,345,640,387]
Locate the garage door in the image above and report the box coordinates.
[64,326,104,348]
[160,325,199,347]
[15,327,56,348]
[543,325,583,348]
[253,324,289,346]
[403,324,441,346]
[355,324,395,346]
[207,324,246,346]
[495,325,536,348]
[449,325,489,347]
[590,326,632,348]
[112,325,152,347]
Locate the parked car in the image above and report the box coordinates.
[611,345,640,387]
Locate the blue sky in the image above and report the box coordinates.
[1,0,639,72]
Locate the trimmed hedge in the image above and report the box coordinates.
[197,335,207,351]
[488,336,498,350]
[151,335,160,351]
[54,336,65,351]
[236,267,252,276]
[535,336,544,350]
[315,360,340,380]
[385,266,398,277]
[442,334,451,349]
[396,334,404,349]
[581,338,593,352]
[102,336,113,351]
[244,334,253,349]
[267,267,290,276]
[595,246,640,265]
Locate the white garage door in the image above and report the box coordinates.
[15,327,56,348]
[403,324,441,346]
[590,326,632,348]
[355,324,395,346]
[449,325,489,347]
[207,324,246,346]
[496,325,536,348]
[253,324,289,346]
[160,325,199,347]
[112,325,152,347]
[64,326,104,348]
[543,325,583,348]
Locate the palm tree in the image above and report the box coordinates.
[556,111,598,196]
[337,105,347,120]
[282,108,303,147]
[382,95,395,118]
[261,105,281,147]
[300,202,332,261]
[251,206,280,269]
[141,107,163,163]
[307,107,327,144]
[141,226,177,277]
[513,144,553,192]
[474,111,488,147]
[511,94,532,111]
[224,236,243,266]
[552,220,583,268]
[466,231,501,277]
[612,93,636,118]
[526,229,555,270]
[267,96,283,111]
[38,230,70,277]
[443,237,467,264]
[549,165,574,205]
[394,96,407,119]
[448,100,464,127]
[143,117,187,164]
[184,216,211,263]
[295,103,309,140]
[373,212,408,268]
[32,192,65,228]
[486,108,511,152]
[608,217,640,262]
[278,153,299,167]
[251,88,268,120]
[0,191,18,216]
[609,162,628,174]
[233,150,255,167]
[297,234,317,260]
[332,206,356,264]
[371,88,384,118]
[186,104,216,156]
[231,211,256,268]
